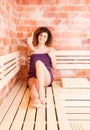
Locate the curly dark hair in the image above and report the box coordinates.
[32,27,53,47]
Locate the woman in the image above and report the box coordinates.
[27,27,57,108]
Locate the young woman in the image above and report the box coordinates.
[27,27,57,108]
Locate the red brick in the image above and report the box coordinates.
[42,0,56,4]
[83,0,90,4]
[18,65,28,80]
[16,0,42,5]
[60,0,80,4]
[23,19,36,26]
[82,39,90,45]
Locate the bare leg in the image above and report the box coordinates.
[28,78,41,108]
[35,60,51,103]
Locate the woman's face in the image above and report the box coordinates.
[38,32,48,45]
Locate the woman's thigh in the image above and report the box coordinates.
[35,60,51,87]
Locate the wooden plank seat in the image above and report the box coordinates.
[59,86,90,130]
[54,50,90,130]
[0,50,67,130]
[0,50,90,130]
[0,80,70,130]
[53,81,90,130]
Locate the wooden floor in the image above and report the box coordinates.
[0,79,90,130]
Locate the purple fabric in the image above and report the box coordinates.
[28,53,54,85]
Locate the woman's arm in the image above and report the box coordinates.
[48,48,57,69]
[27,33,35,51]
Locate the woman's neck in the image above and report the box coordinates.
[37,44,46,49]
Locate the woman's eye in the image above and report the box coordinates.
[40,34,42,36]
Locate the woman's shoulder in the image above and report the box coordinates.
[48,47,55,51]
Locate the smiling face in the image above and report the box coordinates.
[33,27,52,47]
[38,32,48,45]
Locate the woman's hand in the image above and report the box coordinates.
[48,48,55,58]
[27,33,35,51]
[48,48,57,69]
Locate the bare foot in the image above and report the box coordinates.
[30,99,42,108]
[40,98,47,104]
[39,93,47,104]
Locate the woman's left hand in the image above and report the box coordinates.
[48,48,55,58]
[48,48,57,69]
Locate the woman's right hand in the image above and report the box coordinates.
[27,33,35,51]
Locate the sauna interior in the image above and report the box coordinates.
[0,0,90,104]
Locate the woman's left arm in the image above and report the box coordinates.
[48,48,57,69]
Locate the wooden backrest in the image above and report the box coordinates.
[0,51,20,90]
[28,50,90,70]
[55,50,90,69]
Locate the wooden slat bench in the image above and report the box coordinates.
[55,50,90,130]
[60,86,90,130]
[0,51,20,91]
[0,80,71,130]
[55,50,90,89]
[0,50,90,130]
[1,81,90,130]
[0,51,66,130]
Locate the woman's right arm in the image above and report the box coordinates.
[27,33,35,51]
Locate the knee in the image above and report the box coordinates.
[36,60,42,65]
[28,78,35,86]
[35,60,44,67]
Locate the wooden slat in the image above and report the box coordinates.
[23,105,36,130]
[10,86,29,130]
[56,64,90,69]
[52,81,72,130]
[65,107,90,113]
[69,121,90,130]
[56,57,90,60]
[67,114,90,120]
[60,91,90,100]
[0,80,22,124]
[0,51,19,61]
[47,87,58,130]
[83,122,90,130]
[61,78,90,89]
[70,122,84,130]
[0,81,26,130]
[55,50,90,56]
[35,105,46,130]
[63,100,90,107]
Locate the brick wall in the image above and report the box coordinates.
[0,0,18,104]
[16,0,90,80]
[0,0,18,55]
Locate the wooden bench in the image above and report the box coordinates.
[0,50,90,130]
[0,50,71,130]
[0,79,72,130]
[55,50,90,89]
[59,84,90,130]
[55,50,90,130]
[0,51,20,91]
